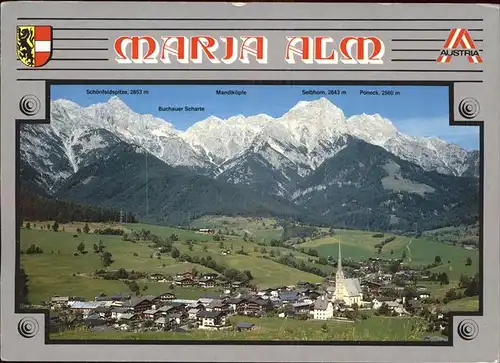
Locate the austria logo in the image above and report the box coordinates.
[437,28,482,64]
[16,25,53,68]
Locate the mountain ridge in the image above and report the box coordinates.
[43,96,479,176]
[18,96,480,231]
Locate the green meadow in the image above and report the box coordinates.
[189,215,283,243]
[51,315,429,341]
[20,223,322,304]
[300,229,479,280]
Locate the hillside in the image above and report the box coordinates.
[52,142,316,226]
[19,222,325,304]
[299,229,479,280]
[293,138,479,231]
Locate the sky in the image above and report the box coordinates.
[51,84,480,150]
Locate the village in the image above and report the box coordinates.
[43,243,451,340]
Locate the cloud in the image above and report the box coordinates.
[393,116,480,150]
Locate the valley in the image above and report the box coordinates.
[20,217,479,310]
[19,217,479,341]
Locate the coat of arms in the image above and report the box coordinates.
[16,25,53,68]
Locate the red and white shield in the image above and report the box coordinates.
[17,25,53,68]
[34,26,52,67]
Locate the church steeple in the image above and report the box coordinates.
[338,237,342,271]
[336,236,344,280]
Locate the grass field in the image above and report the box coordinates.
[439,296,479,312]
[20,223,324,304]
[300,229,479,280]
[418,281,459,300]
[190,216,283,243]
[50,315,429,341]
[20,220,480,306]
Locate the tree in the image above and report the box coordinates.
[52,221,59,232]
[401,250,407,259]
[435,256,442,264]
[128,281,140,295]
[202,245,208,252]
[308,249,319,257]
[17,267,29,305]
[115,268,128,279]
[101,251,114,267]
[171,248,180,259]
[444,288,458,303]
[378,303,390,316]
[76,228,81,233]
[243,233,249,242]
[466,257,472,266]
[389,261,400,274]
[93,243,99,253]
[439,272,449,285]
[459,274,471,288]
[464,273,480,297]
[243,270,253,281]
[77,242,85,254]
[26,222,31,230]
[83,223,90,234]
[98,240,104,252]
[224,268,239,281]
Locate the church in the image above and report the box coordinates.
[332,239,363,306]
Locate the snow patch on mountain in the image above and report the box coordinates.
[50,96,209,170]
[182,97,476,178]
[182,114,272,165]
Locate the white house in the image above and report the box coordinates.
[198,311,226,329]
[312,295,334,320]
[111,307,132,320]
[188,308,200,320]
[372,298,396,310]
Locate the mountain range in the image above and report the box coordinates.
[19,96,480,231]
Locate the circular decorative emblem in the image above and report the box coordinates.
[19,94,41,116]
[458,98,480,120]
[457,319,479,341]
[17,317,39,338]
